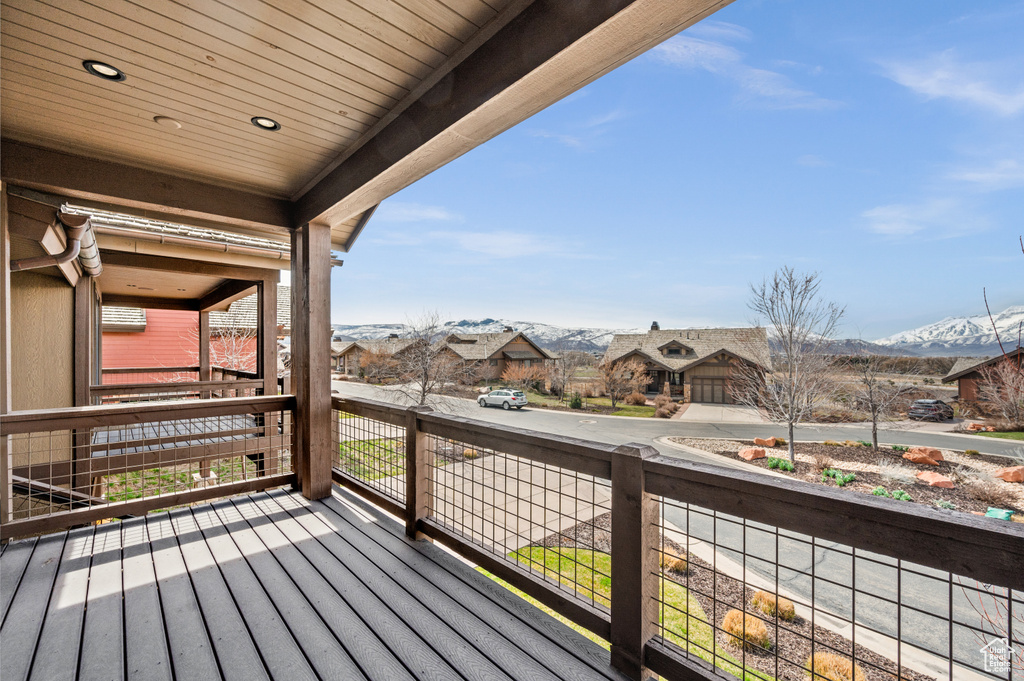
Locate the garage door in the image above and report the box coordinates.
[692,378,726,404]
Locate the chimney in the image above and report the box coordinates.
[388,333,399,339]
[651,321,660,331]
[503,326,514,332]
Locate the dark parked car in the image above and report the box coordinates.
[908,399,954,422]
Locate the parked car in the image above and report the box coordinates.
[908,399,954,422]
[478,389,527,410]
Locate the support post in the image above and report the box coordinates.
[0,184,12,523]
[198,311,211,381]
[258,277,278,398]
[72,277,93,491]
[404,405,433,539]
[291,223,332,500]
[610,442,659,680]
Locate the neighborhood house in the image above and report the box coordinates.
[603,322,770,403]
[943,347,1024,402]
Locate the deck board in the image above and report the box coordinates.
[0,487,628,681]
[0,536,35,620]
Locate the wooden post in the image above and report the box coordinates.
[291,223,332,500]
[610,442,659,680]
[257,277,278,473]
[72,277,93,491]
[0,184,12,523]
[198,310,211,383]
[404,405,433,539]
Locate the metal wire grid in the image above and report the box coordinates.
[93,385,262,405]
[652,497,1023,681]
[99,369,201,385]
[425,433,613,611]
[8,410,292,520]
[332,407,407,503]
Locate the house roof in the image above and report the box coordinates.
[943,348,1023,382]
[603,328,770,372]
[102,306,146,331]
[444,332,552,361]
[209,286,291,334]
[332,338,417,357]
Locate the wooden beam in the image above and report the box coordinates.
[293,0,733,228]
[0,184,12,522]
[258,278,278,400]
[99,249,276,280]
[340,204,378,253]
[198,279,258,312]
[1,139,292,234]
[198,311,211,382]
[101,294,199,311]
[290,222,332,499]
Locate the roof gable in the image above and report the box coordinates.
[603,327,770,372]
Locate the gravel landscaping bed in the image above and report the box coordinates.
[671,438,1024,515]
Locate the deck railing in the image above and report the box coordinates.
[331,396,1024,681]
[92,365,265,403]
[0,394,295,538]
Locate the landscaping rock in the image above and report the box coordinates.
[753,437,776,447]
[993,466,1024,483]
[967,422,986,431]
[738,447,766,461]
[904,447,943,465]
[916,471,954,489]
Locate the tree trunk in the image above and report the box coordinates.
[788,421,795,464]
[872,420,879,451]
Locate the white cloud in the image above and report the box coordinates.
[427,230,554,258]
[375,201,461,223]
[652,33,839,110]
[688,20,752,43]
[948,159,1024,191]
[529,108,628,150]
[883,50,1024,116]
[861,198,985,238]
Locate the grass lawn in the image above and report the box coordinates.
[976,431,1024,440]
[338,437,405,480]
[524,391,657,418]
[106,457,259,503]
[500,547,771,681]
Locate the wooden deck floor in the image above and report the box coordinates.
[0,486,627,681]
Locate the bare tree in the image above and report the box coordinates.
[733,267,845,463]
[390,311,478,409]
[978,357,1024,426]
[501,364,546,393]
[548,345,591,401]
[598,357,651,409]
[359,346,398,384]
[845,352,916,451]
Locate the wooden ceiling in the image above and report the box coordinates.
[1,0,731,248]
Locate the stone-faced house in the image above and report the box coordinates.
[602,323,770,403]
[332,336,416,376]
[942,347,1023,402]
[444,329,553,381]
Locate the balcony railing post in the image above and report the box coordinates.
[610,442,659,681]
[404,405,433,540]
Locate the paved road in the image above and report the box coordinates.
[333,381,1014,675]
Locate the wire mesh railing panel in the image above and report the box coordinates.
[425,433,613,612]
[100,368,200,385]
[653,497,1023,681]
[7,407,292,522]
[91,383,263,405]
[332,406,407,504]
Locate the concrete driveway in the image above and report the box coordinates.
[674,402,764,423]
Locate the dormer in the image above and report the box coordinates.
[657,340,691,356]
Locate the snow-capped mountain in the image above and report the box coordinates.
[332,318,645,353]
[875,306,1024,357]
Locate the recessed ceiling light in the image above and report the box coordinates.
[154,115,182,129]
[83,60,126,81]
[251,116,281,131]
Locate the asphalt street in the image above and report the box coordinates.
[333,381,1017,675]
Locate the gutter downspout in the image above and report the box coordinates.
[10,212,94,273]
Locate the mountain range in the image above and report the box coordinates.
[333,306,1024,358]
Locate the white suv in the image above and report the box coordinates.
[478,389,527,410]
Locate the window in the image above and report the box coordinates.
[525,359,532,367]
[489,359,498,366]
[666,348,682,356]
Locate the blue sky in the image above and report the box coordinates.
[329,1,1024,340]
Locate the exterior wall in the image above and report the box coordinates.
[958,376,978,401]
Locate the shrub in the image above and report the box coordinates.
[805,652,866,681]
[842,440,863,448]
[891,444,908,452]
[569,392,583,409]
[872,486,891,497]
[722,609,770,650]
[963,475,1018,508]
[624,391,648,406]
[822,469,856,486]
[653,393,672,409]
[660,547,688,574]
[462,449,479,460]
[767,457,795,472]
[823,440,842,446]
[877,459,918,485]
[856,440,872,448]
[812,453,835,472]
[963,449,979,456]
[752,590,796,621]
[891,490,913,502]
[654,406,673,419]
[935,499,956,510]
[774,437,787,446]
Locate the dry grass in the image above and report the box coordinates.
[653,394,672,408]
[811,453,835,473]
[721,609,770,650]
[805,652,866,681]
[962,474,1018,508]
[660,547,689,574]
[877,459,918,485]
[462,448,479,459]
[751,590,796,621]
[624,391,647,406]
